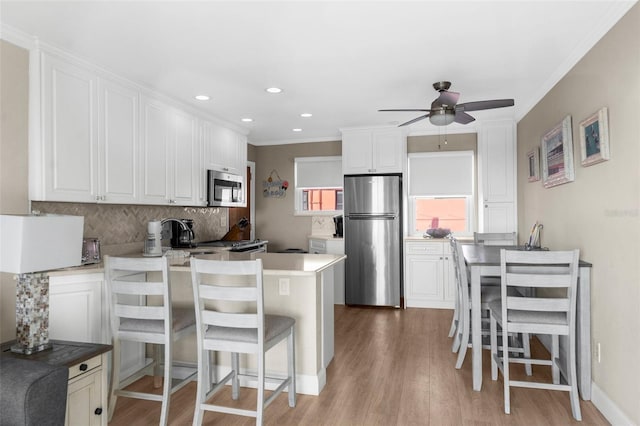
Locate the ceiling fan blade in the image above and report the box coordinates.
[454,111,476,124]
[433,90,460,107]
[379,109,430,112]
[456,99,514,112]
[398,114,430,127]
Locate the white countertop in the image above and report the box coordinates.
[50,251,346,277]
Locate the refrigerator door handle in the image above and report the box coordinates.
[346,213,397,220]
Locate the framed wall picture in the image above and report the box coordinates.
[527,148,540,182]
[579,107,610,166]
[541,115,575,188]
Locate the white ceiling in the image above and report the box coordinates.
[1,1,636,145]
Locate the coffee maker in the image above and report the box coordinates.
[333,215,343,237]
[170,219,195,248]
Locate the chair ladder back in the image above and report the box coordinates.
[202,310,259,329]
[198,283,258,302]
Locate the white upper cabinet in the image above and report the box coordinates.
[29,47,242,206]
[477,120,517,233]
[139,98,198,205]
[98,78,139,203]
[342,127,406,174]
[202,120,247,175]
[170,109,198,205]
[30,51,99,202]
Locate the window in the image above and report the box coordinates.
[408,151,475,236]
[294,156,343,215]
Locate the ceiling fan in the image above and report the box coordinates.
[379,81,514,126]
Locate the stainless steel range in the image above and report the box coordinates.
[197,239,268,253]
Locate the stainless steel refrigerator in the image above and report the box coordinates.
[344,174,402,307]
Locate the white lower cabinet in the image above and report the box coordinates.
[404,240,455,309]
[66,354,107,426]
[48,272,146,384]
[49,273,105,344]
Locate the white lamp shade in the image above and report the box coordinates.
[0,214,84,273]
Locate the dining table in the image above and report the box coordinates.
[461,243,592,400]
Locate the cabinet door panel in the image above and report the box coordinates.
[67,370,102,426]
[406,255,443,300]
[342,130,373,174]
[101,80,138,202]
[483,202,515,233]
[141,99,169,203]
[43,54,98,201]
[480,121,515,203]
[171,111,197,203]
[372,129,404,173]
[49,277,103,344]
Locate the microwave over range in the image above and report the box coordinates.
[207,169,245,207]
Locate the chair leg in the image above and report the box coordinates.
[551,334,560,385]
[522,333,532,376]
[503,326,511,415]
[153,344,163,389]
[107,338,120,421]
[455,307,470,369]
[288,327,296,408]
[231,352,240,400]
[256,351,265,426]
[568,333,582,421]
[159,343,172,426]
[192,348,206,426]
[490,314,498,380]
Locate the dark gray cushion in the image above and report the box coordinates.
[205,314,295,344]
[0,357,69,426]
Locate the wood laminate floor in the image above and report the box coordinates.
[108,306,609,425]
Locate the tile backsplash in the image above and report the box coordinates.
[311,215,336,236]
[32,202,228,254]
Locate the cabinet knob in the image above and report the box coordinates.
[95,408,103,415]
[79,363,88,371]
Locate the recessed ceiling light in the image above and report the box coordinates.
[300,113,312,118]
[265,87,283,94]
[241,118,253,122]
[292,128,302,132]
[194,95,210,101]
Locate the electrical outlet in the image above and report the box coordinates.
[279,278,290,296]
[220,215,227,227]
[596,342,601,363]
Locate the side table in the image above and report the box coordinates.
[1,339,112,426]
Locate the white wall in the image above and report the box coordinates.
[517,4,640,424]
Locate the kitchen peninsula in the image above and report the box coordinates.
[47,251,346,396]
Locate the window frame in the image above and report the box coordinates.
[407,151,476,237]
[294,156,343,216]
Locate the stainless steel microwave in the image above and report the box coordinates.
[207,170,245,207]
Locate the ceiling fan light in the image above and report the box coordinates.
[429,109,455,126]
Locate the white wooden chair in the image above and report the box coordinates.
[450,239,530,371]
[489,249,581,420]
[104,255,197,426]
[474,232,517,246]
[190,258,296,425]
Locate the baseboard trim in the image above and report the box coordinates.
[591,382,637,426]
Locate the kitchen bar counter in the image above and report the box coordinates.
[48,251,345,396]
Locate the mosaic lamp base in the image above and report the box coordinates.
[11,273,53,354]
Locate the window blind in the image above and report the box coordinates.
[408,151,473,196]
[295,156,343,188]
